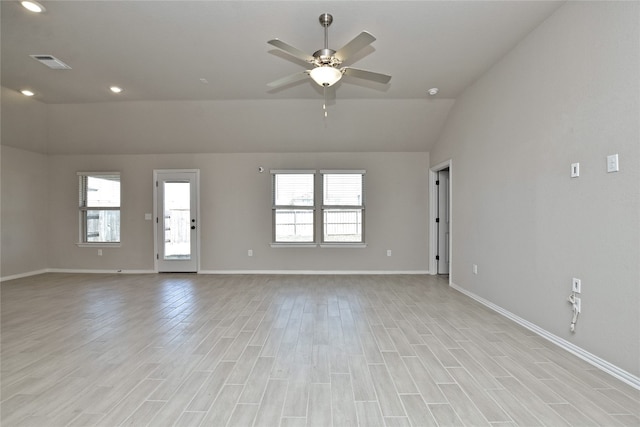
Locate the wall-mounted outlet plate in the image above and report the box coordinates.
[575,297,581,313]
[386,250,392,257]
[472,264,478,274]
[248,249,253,257]
[607,154,619,173]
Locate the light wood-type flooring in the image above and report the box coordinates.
[1,273,638,426]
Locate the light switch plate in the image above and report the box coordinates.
[572,277,581,293]
[571,163,580,178]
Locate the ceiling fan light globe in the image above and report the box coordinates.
[310,67,342,87]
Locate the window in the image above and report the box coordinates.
[322,171,365,243]
[272,171,315,243]
[78,172,120,243]
[271,169,365,245]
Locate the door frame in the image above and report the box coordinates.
[429,159,452,281]
[153,169,201,273]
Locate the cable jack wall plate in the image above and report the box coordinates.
[607,154,619,173]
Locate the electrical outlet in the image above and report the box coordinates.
[248,249,253,257]
[575,297,581,313]
[387,250,392,257]
[98,249,103,256]
[572,277,581,293]
[472,264,478,275]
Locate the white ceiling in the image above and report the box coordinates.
[1,1,564,154]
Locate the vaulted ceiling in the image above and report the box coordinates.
[1,1,564,154]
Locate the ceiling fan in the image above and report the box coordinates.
[267,13,392,90]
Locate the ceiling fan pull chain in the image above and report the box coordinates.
[323,86,328,118]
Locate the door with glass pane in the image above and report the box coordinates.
[155,170,199,272]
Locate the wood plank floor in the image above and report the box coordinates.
[1,273,638,426]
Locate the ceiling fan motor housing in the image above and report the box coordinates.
[313,48,341,67]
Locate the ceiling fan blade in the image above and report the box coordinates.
[334,31,376,62]
[342,67,391,84]
[268,39,314,63]
[267,71,310,88]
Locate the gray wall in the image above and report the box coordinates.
[0,148,430,276]
[1,88,50,277]
[45,99,453,155]
[0,146,50,277]
[45,151,430,272]
[430,2,639,376]
[0,87,48,153]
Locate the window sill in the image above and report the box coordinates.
[76,243,121,248]
[270,243,317,248]
[320,243,367,248]
[269,243,367,249]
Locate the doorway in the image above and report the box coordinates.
[430,160,452,278]
[436,168,450,275]
[154,170,200,272]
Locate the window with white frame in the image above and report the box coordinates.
[321,171,365,243]
[78,172,121,243]
[271,169,365,245]
[272,171,315,243]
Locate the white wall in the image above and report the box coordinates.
[431,2,639,376]
[46,151,430,273]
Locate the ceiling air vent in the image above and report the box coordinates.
[30,55,72,70]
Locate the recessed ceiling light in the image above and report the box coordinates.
[20,89,35,97]
[109,86,123,94]
[427,88,439,96]
[20,1,45,13]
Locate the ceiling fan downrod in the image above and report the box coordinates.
[314,13,338,67]
[319,13,332,49]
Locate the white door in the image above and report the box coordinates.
[155,170,199,272]
[437,169,450,275]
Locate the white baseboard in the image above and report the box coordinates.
[449,282,640,390]
[1,269,156,281]
[46,268,156,275]
[198,270,430,275]
[0,269,49,282]
[2,268,429,282]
